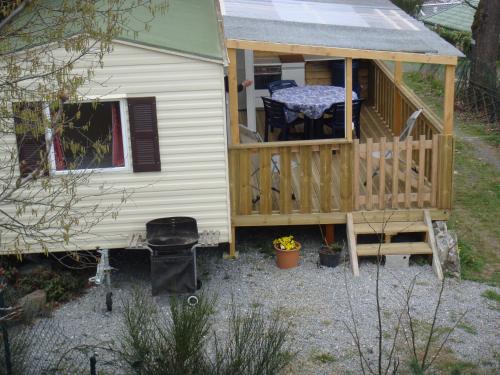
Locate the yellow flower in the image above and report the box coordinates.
[273,235,299,251]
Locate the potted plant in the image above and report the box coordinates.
[318,242,343,268]
[273,235,301,269]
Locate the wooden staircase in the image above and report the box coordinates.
[347,209,443,279]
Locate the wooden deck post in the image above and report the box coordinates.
[437,134,454,209]
[393,61,403,135]
[229,225,237,258]
[228,48,240,145]
[340,143,353,212]
[345,58,353,141]
[227,49,240,259]
[437,65,455,209]
[443,65,456,135]
[325,225,335,244]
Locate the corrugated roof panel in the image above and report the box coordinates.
[222,0,464,57]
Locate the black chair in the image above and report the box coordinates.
[323,99,364,139]
[261,97,303,141]
[267,80,297,96]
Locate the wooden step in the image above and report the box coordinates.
[356,242,432,256]
[354,221,428,235]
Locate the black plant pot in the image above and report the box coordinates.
[318,246,342,268]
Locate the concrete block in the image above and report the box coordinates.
[384,254,410,269]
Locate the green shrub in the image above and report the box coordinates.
[118,290,294,375]
[213,306,294,375]
[15,269,87,302]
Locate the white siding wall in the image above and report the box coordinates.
[2,42,230,252]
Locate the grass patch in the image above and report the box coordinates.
[405,70,500,286]
[481,289,500,302]
[437,359,479,374]
[456,120,500,147]
[312,352,336,364]
[456,322,478,335]
[450,139,500,285]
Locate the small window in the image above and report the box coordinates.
[52,101,127,171]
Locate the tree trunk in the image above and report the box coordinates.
[470,0,500,92]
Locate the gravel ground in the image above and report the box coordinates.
[26,227,500,374]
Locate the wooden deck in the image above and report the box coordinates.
[228,58,455,268]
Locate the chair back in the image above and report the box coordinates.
[399,109,423,141]
[268,80,297,96]
[239,124,264,144]
[326,99,364,125]
[262,97,288,130]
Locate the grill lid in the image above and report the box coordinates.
[146,217,198,250]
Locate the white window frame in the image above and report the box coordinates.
[46,98,131,175]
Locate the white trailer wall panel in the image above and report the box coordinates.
[1,42,230,253]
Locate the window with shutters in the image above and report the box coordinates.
[127,97,161,172]
[47,99,129,173]
[14,102,49,178]
[15,97,161,175]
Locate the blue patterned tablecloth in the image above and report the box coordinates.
[272,85,358,120]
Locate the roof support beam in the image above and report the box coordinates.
[226,39,458,66]
[443,65,455,135]
[227,48,240,144]
[345,58,353,142]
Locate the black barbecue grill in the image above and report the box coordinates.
[146,217,199,254]
[146,217,200,296]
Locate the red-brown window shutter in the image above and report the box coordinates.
[13,103,48,178]
[127,97,161,172]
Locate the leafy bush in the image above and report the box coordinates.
[119,290,294,375]
[15,269,87,302]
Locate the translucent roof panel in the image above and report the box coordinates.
[221,0,463,57]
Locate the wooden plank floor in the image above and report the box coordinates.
[239,106,431,212]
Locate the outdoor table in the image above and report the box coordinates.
[272,85,358,139]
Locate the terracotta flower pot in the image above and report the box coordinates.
[274,242,301,269]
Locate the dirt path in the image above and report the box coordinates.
[455,126,500,172]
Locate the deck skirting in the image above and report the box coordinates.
[232,208,450,227]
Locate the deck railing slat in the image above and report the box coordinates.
[405,136,413,209]
[378,137,386,209]
[340,143,353,212]
[353,140,360,210]
[259,148,272,215]
[366,138,373,210]
[229,149,239,215]
[300,145,312,213]
[418,135,426,208]
[391,136,399,209]
[279,147,292,214]
[431,135,439,207]
[239,148,252,215]
[320,144,333,212]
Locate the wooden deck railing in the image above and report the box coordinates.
[229,133,451,218]
[372,60,443,138]
[372,61,446,182]
[353,135,440,211]
[228,139,353,216]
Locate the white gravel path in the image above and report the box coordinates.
[28,230,500,374]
